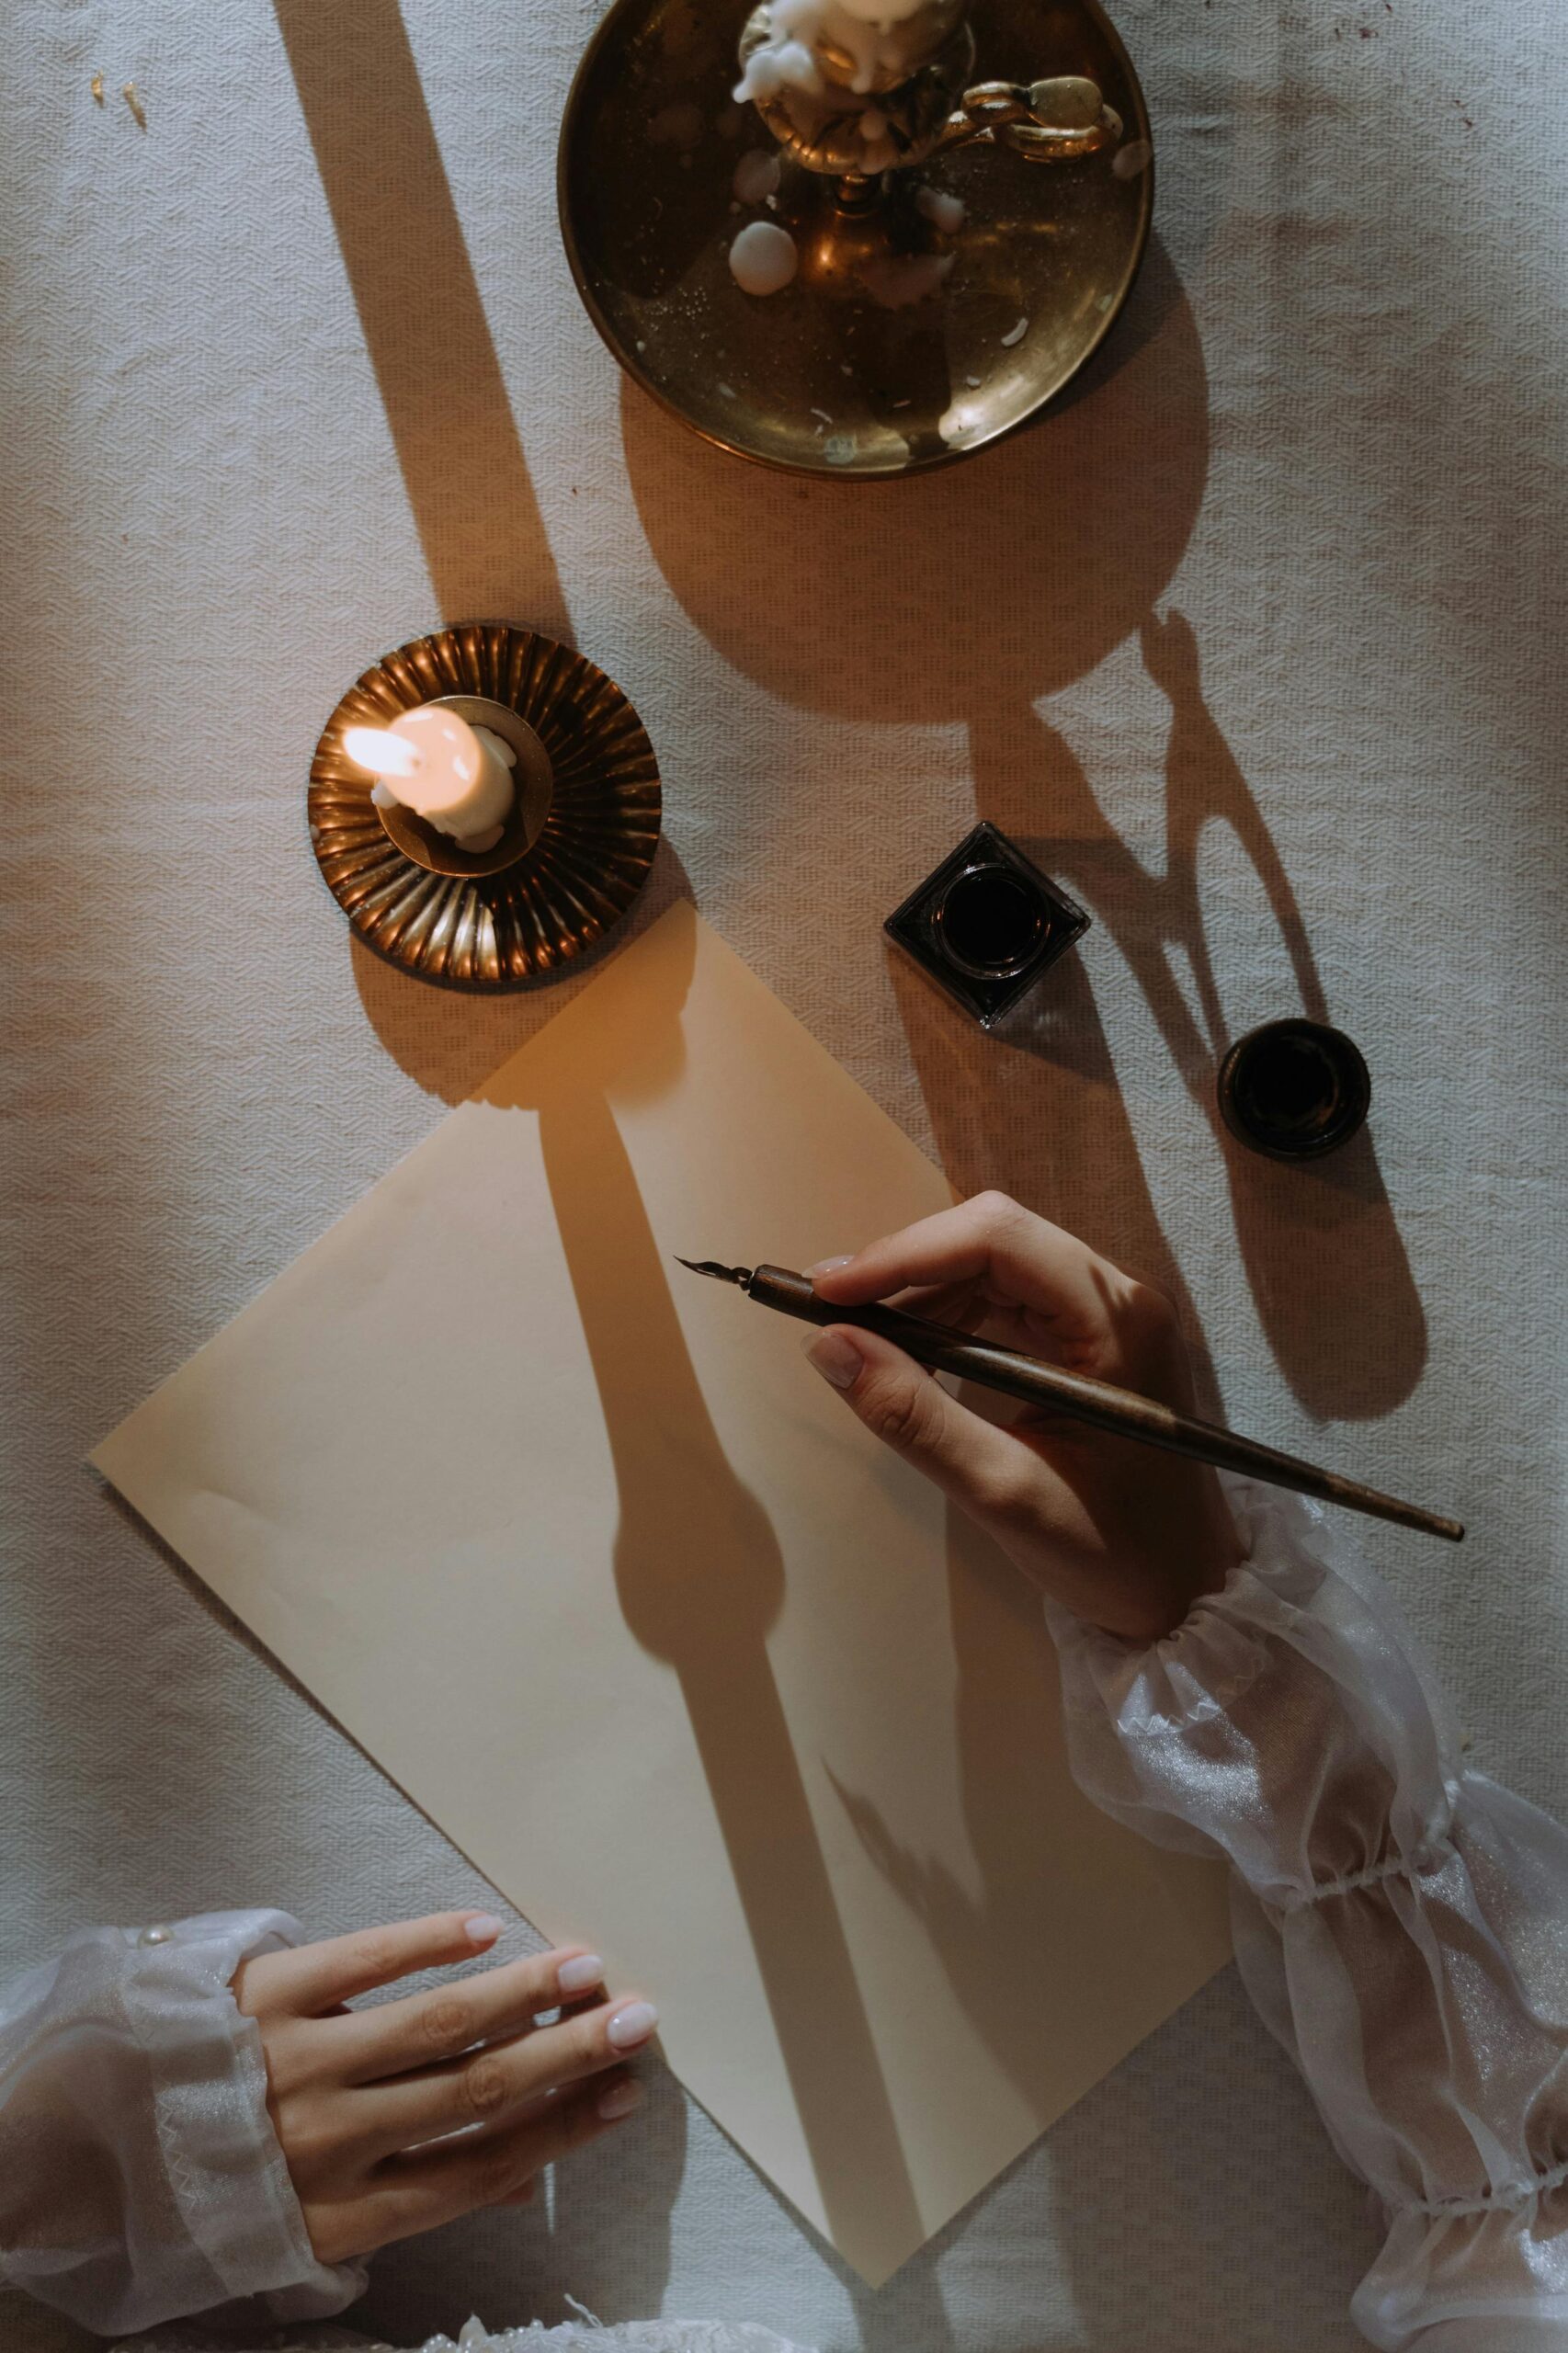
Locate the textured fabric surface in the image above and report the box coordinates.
[1052,1478,1568,2349]
[3,0,1565,2347]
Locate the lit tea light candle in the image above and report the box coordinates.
[345,707,517,853]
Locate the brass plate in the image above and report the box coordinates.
[308,622,662,990]
[559,0,1152,480]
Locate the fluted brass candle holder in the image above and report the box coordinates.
[560,0,1152,478]
[308,623,662,991]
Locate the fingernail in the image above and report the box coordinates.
[608,1999,659,2050]
[804,1329,862,1390]
[808,1256,853,1279]
[597,2076,645,2120]
[556,1951,604,1995]
[464,1913,505,1946]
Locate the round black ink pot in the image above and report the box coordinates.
[1217,1019,1371,1162]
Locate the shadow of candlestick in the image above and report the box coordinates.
[349,839,697,1106]
[272,0,570,637]
[622,235,1209,723]
[532,1077,928,2276]
[828,1495,1205,2120]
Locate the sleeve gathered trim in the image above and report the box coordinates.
[1051,1518,1335,1736]
[1277,1835,1455,1913]
[1412,2153,1568,2219]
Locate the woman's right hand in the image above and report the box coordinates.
[233,1911,656,2263]
[805,1192,1242,1642]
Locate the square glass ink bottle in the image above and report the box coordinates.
[884,822,1090,1029]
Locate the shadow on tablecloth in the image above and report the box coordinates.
[271,0,572,641]
[624,234,1426,1420]
[623,236,1206,723]
[972,608,1426,1422]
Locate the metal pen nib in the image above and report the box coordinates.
[675,1257,754,1287]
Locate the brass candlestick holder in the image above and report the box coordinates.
[560,0,1152,479]
[735,1,1118,199]
[308,622,661,990]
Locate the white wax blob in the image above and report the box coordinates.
[857,248,952,307]
[735,0,946,103]
[835,0,928,19]
[1111,138,1153,180]
[915,184,966,233]
[856,103,897,169]
[1000,315,1028,347]
[729,220,799,295]
[733,147,782,202]
[737,33,819,100]
[450,727,517,850]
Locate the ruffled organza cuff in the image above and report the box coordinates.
[0,1910,365,2336]
[1046,1478,1568,2350]
[1044,1477,1460,1904]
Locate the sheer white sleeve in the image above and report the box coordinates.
[0,1908,366,2336]
[117,2318,822,2353]
[1048,1478,1568,2353]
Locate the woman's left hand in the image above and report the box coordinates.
[233,1910,656,2262]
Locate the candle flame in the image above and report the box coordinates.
[344,725,421,779]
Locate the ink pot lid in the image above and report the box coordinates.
[1217,1018,1371,1162]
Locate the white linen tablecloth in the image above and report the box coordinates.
[4,0,1565,2346]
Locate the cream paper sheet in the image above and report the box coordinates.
[93,902,1229,2285]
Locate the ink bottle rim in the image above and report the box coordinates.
[933,863,1051,980]
[1217,1018,1371,1161]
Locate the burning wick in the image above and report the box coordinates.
[345,710,517,854]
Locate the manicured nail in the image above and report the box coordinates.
[464,1913,505,1946]
[597,2076,645,2120]
[556,1951,604,1995]
[804,1329,862,1390]
[607,1999,659,2050]
[808,1256,854,1279]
